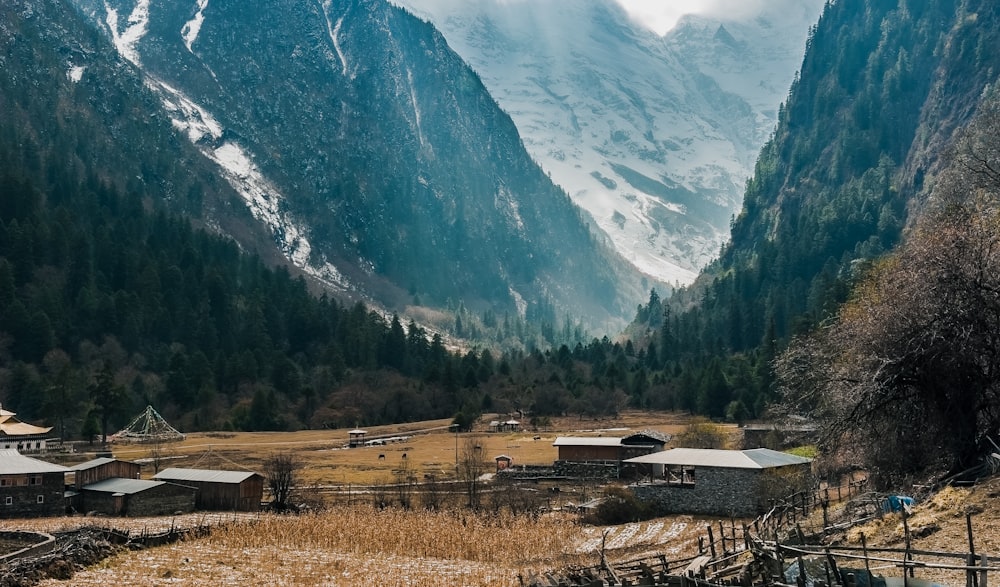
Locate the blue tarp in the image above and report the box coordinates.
[883,495,914,513]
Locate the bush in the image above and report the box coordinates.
[583,486,655,525]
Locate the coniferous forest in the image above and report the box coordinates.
[4,0,1000,489]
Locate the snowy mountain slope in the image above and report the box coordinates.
[63,0,648,329]
[393,0,824,284]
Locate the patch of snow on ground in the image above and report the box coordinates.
[104,0,150,65]
[67,65,85,82]
[148,78,348,290]
[320,0,351,77]
[406,67,425,145]
[181,0,210,53]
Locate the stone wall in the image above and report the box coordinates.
[82,483,196,517]
[632,467,764,517]
[632,463,814,517]
[126,488,196,517]
[552,460,619,480]
[0,474,66,518]
[0,531,56,562]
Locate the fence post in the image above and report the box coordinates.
[861,532,873,587]
[822,499,829,535]
[708,525,717,559]
[981,553,989,587]
[968,513,979,587]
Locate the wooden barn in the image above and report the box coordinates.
[554,430,671,463]
[626,448,814,517]
[78,478,196,517]
[0,450,69,518]
[153,468,264,511]
[552,437,623,461]
[70,457,141,490]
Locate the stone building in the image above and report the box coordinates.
[79,478,197,516]
[626,448,813,517]
[0,450,69,518]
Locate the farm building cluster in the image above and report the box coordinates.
[0,453,263,519]
[499,428,815,517]
[0,405,265,518]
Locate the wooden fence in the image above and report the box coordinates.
[524,477,996,587]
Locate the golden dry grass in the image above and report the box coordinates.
[69,411,712,486]
[29,508,710,587]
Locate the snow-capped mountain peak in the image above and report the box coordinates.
[394,0,824,284]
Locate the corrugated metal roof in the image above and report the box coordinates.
[70,457,118,471]
[154,467,259,484]
[552,436,622,447]
[743,448,813,468]
[624,448,812,469]
[82,477,166,495]
[0,450,69,474]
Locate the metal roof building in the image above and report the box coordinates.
[626,448,814,517]
[154,468,264,511]
[625,447,812,469]
[0,450,68,475]
[79,477,196,517]
[0,450,69,518]
[70,457,142,490]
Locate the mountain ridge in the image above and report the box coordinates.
[65,0,649,331]
[393,0,824,284]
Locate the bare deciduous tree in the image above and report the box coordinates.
[264,451,300,511]
[457,436,488,509]
[776,89,1000,486]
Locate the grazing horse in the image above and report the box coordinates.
[378,454,385,460]
[401,453,407,459]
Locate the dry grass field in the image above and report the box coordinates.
[8,411,726,586]
[23,507,711,586]
[69,411,711,487]
[9,412,1000,586]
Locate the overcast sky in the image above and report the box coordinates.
[615,0,775,35]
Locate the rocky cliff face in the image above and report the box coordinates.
[63,0,647,327]
[393,0,824,284]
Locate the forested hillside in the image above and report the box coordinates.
[622,0,1000,424]
[0,0,645,437]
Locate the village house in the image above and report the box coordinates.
[626,447,814,517]
[0,406,53,453]
[553,430,671,478]
[0,450,69,518]
[154,468,264,511]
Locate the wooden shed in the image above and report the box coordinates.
[348,429,367,448]
[153,468,264,511]
[552,437,623,461]
[70,457,141,490]
[79,478,196,517]
[495,454,512,472]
